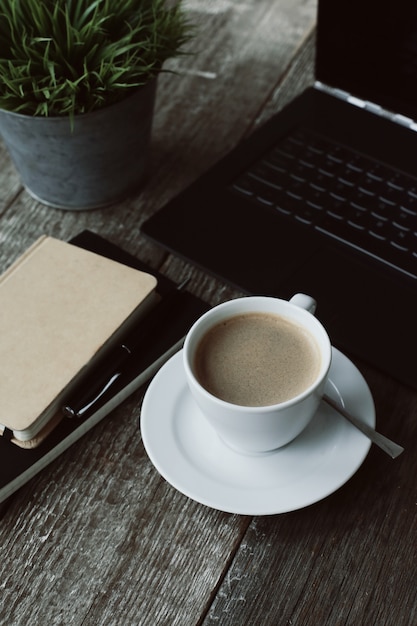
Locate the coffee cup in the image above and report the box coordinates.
[183,294,332,454]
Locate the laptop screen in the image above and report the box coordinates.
[316,0,417,121]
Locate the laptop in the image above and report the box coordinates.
[142,0,417,390]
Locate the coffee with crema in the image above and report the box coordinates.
[194,312,321,406]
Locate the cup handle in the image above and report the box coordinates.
[290,293,317,315]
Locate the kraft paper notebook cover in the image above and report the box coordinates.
[0,231,209,504]
[0,235,157,446]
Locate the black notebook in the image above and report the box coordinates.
[142,0,417,390]
[0,231,208,504]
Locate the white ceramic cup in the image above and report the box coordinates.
[183,294,332,454]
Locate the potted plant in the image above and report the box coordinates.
[0,0,193,209]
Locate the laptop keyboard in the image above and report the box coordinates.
[231,128,417,279]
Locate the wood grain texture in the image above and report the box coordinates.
[1,0,416,624]
[0,393,250,626]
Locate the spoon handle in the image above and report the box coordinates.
[323,395,404,459]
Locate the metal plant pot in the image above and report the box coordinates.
[0,79,157,210]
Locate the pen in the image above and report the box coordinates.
[62,278,190,419]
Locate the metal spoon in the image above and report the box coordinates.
[323,394,404,459]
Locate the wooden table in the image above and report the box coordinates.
[0,1,416,624]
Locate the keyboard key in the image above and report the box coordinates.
[371,197,395,218]
[284,174,308,198]
[359,176,382,195]
[312,170,336,188]
[379,186,408,205]
[318,157,341,176]
[346,155,369,172]
[232,175,256,196]
[390,227,414,251]
[330,178,354,197]
[264,151,290,172]
[326,195,347,218]
[369,217,391,240]
[251,161,284,183]
[346,207,369,229]
[393,209,417,230]
[276,140,301,158]
[294,207,320,225]
[291,162,316,180]
[402,194,417,213]
[338,166,362,185]
[307,188,327,209]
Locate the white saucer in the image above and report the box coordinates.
[140,348,375,515]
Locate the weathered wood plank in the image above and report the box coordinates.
[0,142,22,216]
[0,393,250,625]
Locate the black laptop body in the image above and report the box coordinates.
[142,0,417,390]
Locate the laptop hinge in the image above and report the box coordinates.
[315,80,417,132]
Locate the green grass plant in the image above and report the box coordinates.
[0,0,193,117]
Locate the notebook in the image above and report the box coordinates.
[0,236,157,447]
[142,0,417,390]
